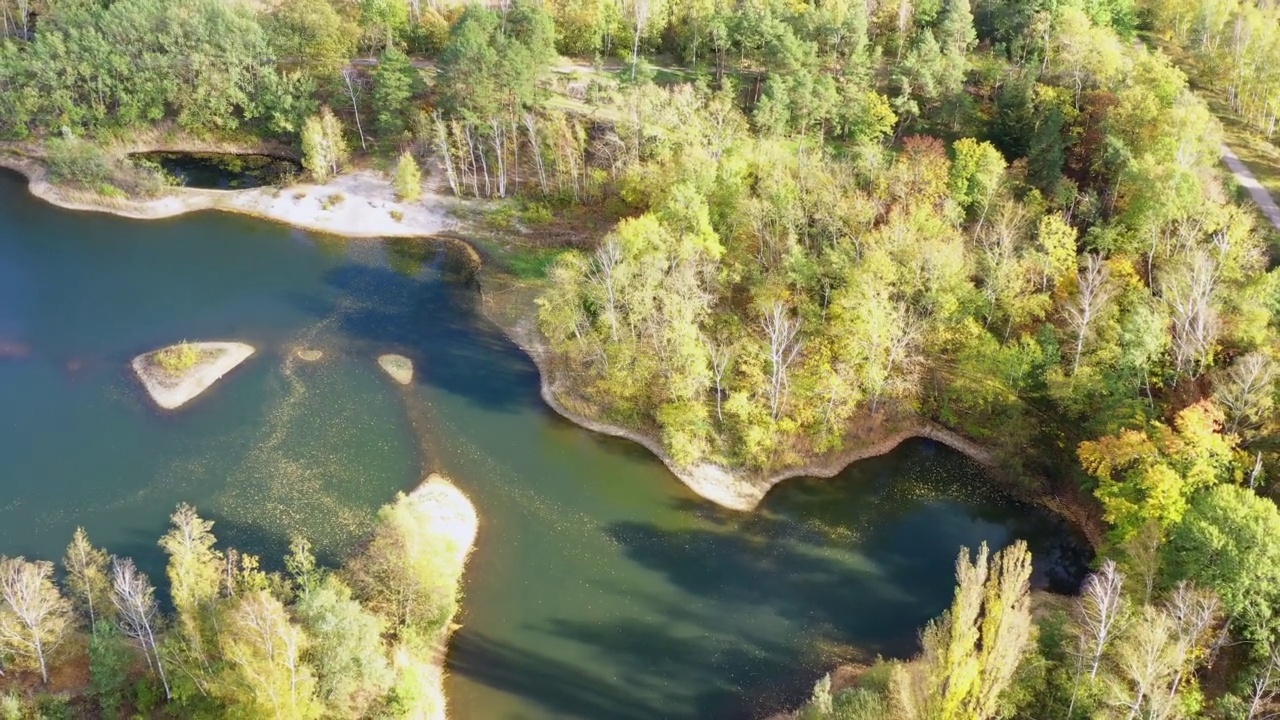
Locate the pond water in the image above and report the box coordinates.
[0,170,1088,719]
[129,152,301,190]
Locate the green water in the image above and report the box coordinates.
[0,170,1086,719]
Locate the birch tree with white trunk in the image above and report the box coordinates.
[0,557,73,684]
[111,557,171,700]
[763,302,803,420]
[1064,253,1117,375]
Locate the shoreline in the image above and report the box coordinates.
[0,150,1102,545]
[406,474,478,720]
[0,151,458,239]
[3,146,1102,718]
[500,316,1104,548]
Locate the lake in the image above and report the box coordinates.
[0,169,1086,719]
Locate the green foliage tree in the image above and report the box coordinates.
[267,0,356,78]
[889,541,1033,720]
[1163,484,1280,645]
[1079,402,1243,542]
[372,45,420,138]
[393,151,422,202]
[301,107,350,182]
[344,491,467,639]
[214,590,322,719]
[63,527,112,634]
[949,137,1005,215]
[89,627,132,720]
[295,575,393,718]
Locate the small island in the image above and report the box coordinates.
[131,341,255,410]
[295,348,323,362]
[377,353,413,385]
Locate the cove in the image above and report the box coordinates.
[128,151,302,189]
[0,170,1087,719]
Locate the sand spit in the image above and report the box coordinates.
[406,474,477,720]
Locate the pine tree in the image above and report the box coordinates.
[373,46,420,137]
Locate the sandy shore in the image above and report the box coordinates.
[504,319,989,507]
[405,474,477,720]
[0,152,456,238]
[131,342,255,410]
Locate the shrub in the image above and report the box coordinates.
[390,210,405,222]
[154,342,200,374]
[521,202,554,225]
[393,151,422,202]
[321,193,345,210]
[0,693,24,720]
[94,183,127,199]
[46,138,112,188]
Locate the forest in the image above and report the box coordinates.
[6,0,1280,717]
[0,493,467,718]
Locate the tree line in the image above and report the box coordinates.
[798,515,1280,720]
[0,493,466,718]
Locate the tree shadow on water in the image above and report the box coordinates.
[449,613,816,720]
[449,629,670,720]
[605,498,962,649]
[311,247,542,414]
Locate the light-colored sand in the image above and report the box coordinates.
[406,474,477,720]
[408,473,479,570]
[377,354,414,385]
[0,153,457,239]
[296,349,323,362]
[131,342,255,410]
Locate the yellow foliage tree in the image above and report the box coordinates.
[890,541,1033,720]
[1078,401,1243,542]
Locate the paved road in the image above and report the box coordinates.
[1222,144,1280,232]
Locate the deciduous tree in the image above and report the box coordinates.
[0,557,73,684]
[63,527,112,634]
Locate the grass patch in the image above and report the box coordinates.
[321,192,345,210]
[502,246,570,280]
[153,342,200,374]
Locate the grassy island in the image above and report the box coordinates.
[131,341,254,410]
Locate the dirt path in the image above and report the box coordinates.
[1222,144,1280,232]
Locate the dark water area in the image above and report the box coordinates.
[0,170,1088,719]
[129,151,301,190]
